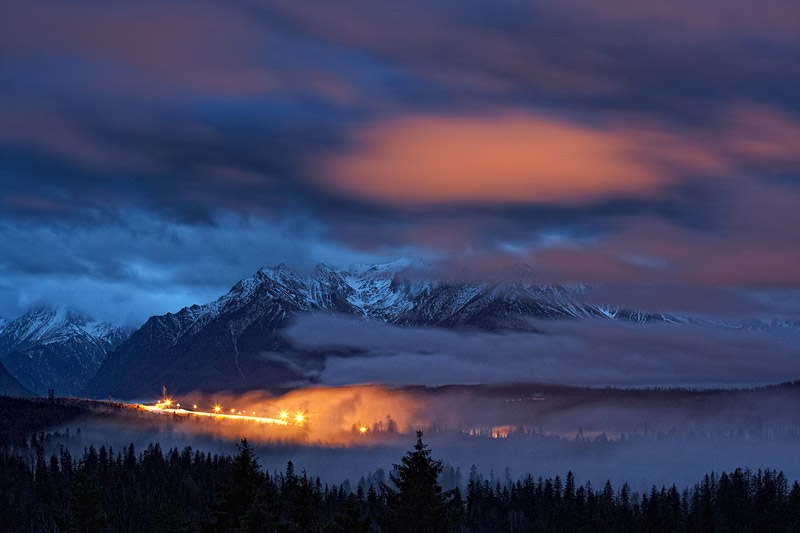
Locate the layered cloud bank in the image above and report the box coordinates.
[283,314,800,389]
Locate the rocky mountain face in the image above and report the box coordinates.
[85,261,678,399]
[0,308,131,396]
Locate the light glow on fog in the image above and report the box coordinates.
[126,385,427,445]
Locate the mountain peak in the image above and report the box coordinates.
[0,306,131,396]
[5,306,90,344]
[0,305,131,348]
[256,262,299,279]
[346,258,415,277]
[313,263,340,279]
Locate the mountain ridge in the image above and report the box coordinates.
[0,307,131,396]
[86,261,691,399]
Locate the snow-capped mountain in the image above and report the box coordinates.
[86,261,677,399]
[0,307,132,396]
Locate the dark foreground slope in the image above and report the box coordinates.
[0,361,34,397]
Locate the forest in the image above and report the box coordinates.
[2,428,800,532]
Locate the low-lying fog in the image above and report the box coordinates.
[35,382,800,493]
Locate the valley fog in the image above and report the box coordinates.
[29,382,800,493]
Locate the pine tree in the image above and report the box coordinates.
[789,481,800,530]
[383,430,448,533]
[331,493,371,533]
[57,472,109,533]
[213,438,271,532]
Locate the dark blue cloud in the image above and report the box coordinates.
[1,0,799,327]
[0,211,390,326]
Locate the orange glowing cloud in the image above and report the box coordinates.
[324,113,673,206]
[324,106,800,207]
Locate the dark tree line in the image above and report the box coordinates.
[2,430,800,532]
[463,468,800,532]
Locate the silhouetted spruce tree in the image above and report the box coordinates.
[383,430,448,533]
[287,471,324,531]
[789,481,800,530]
[213,438,272,532]
[331,493,371,533]
[152,496,190,533]
[57,471,109,533]
[34,445,52,505]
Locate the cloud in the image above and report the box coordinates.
[322,105,800,207]
[322,113,662,205]
[283,313,800,388]
[0,212,387,326]
[565,0,800,38]
[263,0,800,120]
[1,0,799,325]
[580,284,800,320]
[530,178,800,287]
[0,1,272,95]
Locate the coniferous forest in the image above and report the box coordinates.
[2,429,800,532]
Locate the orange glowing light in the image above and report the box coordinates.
[279,411,288,420]
[295,413,304,423]
[193,405,198,409]
[230,408,235,413]
[165,399,171,406]
[360,426,367,433]
[142,401,287,426]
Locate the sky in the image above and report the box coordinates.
[1,0,800,328]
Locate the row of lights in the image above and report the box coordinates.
[157,398,312,425]
[154,399,367,434]
[211,404,305,423]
